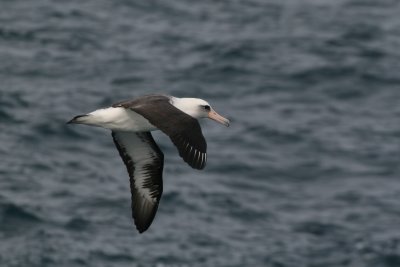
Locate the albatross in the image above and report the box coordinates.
[68,94,230,233]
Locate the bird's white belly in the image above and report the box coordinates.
[87,107,157,132]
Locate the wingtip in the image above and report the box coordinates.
[192,162,206,170]
[135,223,149,234]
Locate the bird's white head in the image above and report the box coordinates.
[171,97,230,127]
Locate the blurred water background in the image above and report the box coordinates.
[1,0,400,266]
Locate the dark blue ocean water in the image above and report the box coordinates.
[1,0,400,266]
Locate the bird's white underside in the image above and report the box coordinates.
[85,107,157,132]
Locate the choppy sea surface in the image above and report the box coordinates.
[1,0,400,266]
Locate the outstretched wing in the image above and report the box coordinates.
[112,131,164,233]
[113,95,207,170]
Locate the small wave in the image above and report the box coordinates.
[0,27,35,42]
[162,191,200,213]
[65,217,90,231]
[293,221,345,237]
[291,65,357,83]
[1,203,41,223]
[0,109,22,124]
[110,76,144,85]
[90,250,135,262]
[0,203,42,234]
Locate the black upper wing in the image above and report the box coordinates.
[113,95,207,169]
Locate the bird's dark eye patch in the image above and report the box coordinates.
[203,105,211,111]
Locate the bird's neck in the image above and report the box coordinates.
[170,97,201,119]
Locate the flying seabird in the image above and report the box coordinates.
[68,94,230,233]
